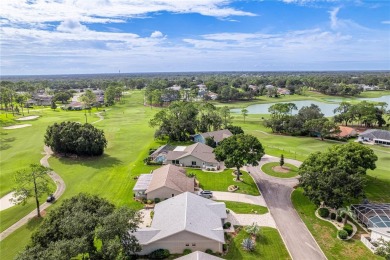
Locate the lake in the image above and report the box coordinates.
[231,95,390,117]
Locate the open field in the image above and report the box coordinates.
[219,201,268,214]
[223,227,291,260]
[189,169,260,196]
[292,188,381,260]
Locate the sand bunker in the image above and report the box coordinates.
[16,115,39,121]
[0,192,16,211]
[3,124,32,130]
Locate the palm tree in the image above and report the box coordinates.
[241,108,248,123]
[337,206,355,225]
[241,237,255,251]
[245,222,261,238]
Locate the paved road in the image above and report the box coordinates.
[0,146,66,241]
[211,191,266,207]
[247,155,327,260]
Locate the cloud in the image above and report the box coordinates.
[57,19,88,33]
[150,31,163,38]
[0,0,256,28]
[329,7,340,30]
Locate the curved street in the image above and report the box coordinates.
[247,155,327,260]
[0,146,66,241]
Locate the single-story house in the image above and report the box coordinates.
[335,126,358,138]
[168,85,182,91]
[30,94,53,106]
[197,84,207,92]
[63,101,83,110]
[175,251,223,260]
[206,92,218,100]
[165,143,220,170]
[248,85,259,92]
[277,88,291,95]
[358,129,390,146]
[133,192,226,255]
[192,129,233,145]
[133,164,195,200]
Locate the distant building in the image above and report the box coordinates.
[133,192,226,255]
[168,85,182,91]
[358,129,390,146]
[192,129,233,145]
[277,88,291,95]
[359,84,379,91]
[335,126,358,139]
[29,94,53,106]
[206,92,218,100]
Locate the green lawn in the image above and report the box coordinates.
[223,227,290,260]
[261,162,299,178]
[291,188,381,260]
[189,169,260,196]
[218,201,268,214]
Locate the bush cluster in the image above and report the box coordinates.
[338,230,348,240]
[183,249,192,255]
[318,208,330,218]
[154,198,161,204]
[44,121,107,156]
[330,212,336,220]
[205,249,213,254]
[336,216,343,222]
[149,249,170,259]
[223,222,231,229]
[343,224,353,236]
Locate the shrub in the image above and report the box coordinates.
[223,244,227,251]
[241,237,255,251]
[338,230,348,240]
[147,200,153,205]
[337,216,343,222]
[150,211,154,219]
[318,208,330,218]
[154,198,161,204]
[343,224,353,236]
[44,121,107,156]
[223,222,231,229]
[149,249,170,259]
[205,249,213,254]
[226,209,230,214]
[183,249,192,255]
[330,212,336,220]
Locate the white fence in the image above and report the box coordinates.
[360,235,376,253]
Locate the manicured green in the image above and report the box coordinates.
[223,227,290,260]
[291,188,381,260]
[188,169,260,196]
[261,162,299,178]
[219,201,268,214]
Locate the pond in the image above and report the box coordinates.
[231,95,390,117]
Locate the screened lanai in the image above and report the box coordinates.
[351,203,390,228]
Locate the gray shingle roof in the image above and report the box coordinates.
[145,164,195,194]
[359,129,390,141]
[166,143,218,164]
[199,129,233,143]
[175,251,223,260]
[133,192,226,245]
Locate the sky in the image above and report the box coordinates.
[0,0,389,75]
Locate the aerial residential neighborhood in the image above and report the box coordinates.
[1,1,390,260]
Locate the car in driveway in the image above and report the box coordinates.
[198,190,213,199]
[46,194,55,203]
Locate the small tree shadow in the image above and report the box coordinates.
[57,154,122,169]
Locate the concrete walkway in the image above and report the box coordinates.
[0,146,66,241]
[211,191,267,207]
[248,155,327,260]
[138,209,153,228]
[227,211,276,228]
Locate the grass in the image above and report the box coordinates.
[291,188,381,260]
[261,162,299,178]
[188,169,260,196]
[218,201,268,214]
[223,227,291,260]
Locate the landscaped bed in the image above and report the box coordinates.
[223,227,290,260]
[291,188,381,260]
[261,162,299,178]
[188,169,260,196]
[218,201,268,214]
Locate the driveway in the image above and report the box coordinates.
[247,155,327,260]
[211,191,267,207]
[227,211,276,228]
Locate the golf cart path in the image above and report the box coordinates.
[0,146,66,241]
[247,155,327,260]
